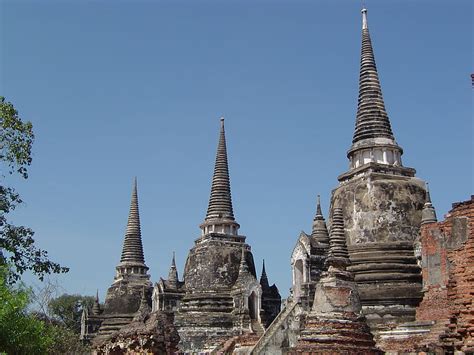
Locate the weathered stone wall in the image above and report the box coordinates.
[438,196,474,353]
[330,172,425,329]
[93,312,179,355]
[183,234,256,292]
[331,173,425,245]
[378,195,474,353]
[104,282,153,315]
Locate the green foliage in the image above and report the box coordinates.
[48,293,96,333]
[44,323,92,354]
[0,96,34,179]
[0,96,68,283]
[0,266,54,354]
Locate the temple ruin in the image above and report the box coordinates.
[80,7,472,354]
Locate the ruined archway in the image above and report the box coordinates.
[294,259,304,299]
[248,290,258,320]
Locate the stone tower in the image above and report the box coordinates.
[291,207,379,354]
[151,252,185,313]
[330,8,425,330]
[175,118,277,352]
[94,178,153,339]
[291,195,330,310]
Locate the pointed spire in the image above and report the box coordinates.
[327,207,350,269]
[422,182,438,224]
[260,259,270,289]
[311,195,330,246]
[316,195,322,216]
[120,178,146,265]
[205,118,235,221]
[133,286,151,321]
[168,252,179,287]
[352,8,395,145]
[239,246,249,274]
[426,182,433,204]
[92,289,101,315]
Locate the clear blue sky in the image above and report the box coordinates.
[1,0,472,299]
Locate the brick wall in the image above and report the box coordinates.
[417,195,474,352]
[378,195,473,353]
[438,196,474,352]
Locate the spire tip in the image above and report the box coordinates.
[361,8,368,30]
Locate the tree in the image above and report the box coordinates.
[48,293,96,333]
[0,96,68,283]
[0,265,91,354]
[0,265,54,354]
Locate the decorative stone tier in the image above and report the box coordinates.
[177,293,235,314]
[93,314,135,340]
[292,317,381,355]
[348,242,423,328]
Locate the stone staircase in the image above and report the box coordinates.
[251,319,265,337]
[95,314,135,338]
[250,298,300,355]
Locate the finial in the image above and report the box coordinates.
[422,182,437,224]
[425,182,432,203]
[260,258,269,288]
[316,195,322,216]
[239,246,248,273]
[172,251,176,266]
[92,289,101,315]
[361,8,368,30]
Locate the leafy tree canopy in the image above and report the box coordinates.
[0,265,54,354]
[0,96,68,283]
[0,266,91,354]
[48,293,96,333]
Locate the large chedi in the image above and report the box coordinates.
[82,179,153,344]
[175,118,280,352]
[330,8,425,330]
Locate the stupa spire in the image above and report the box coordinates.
[119,178,146,264]
[421,182,438,224]
[316,195,322,216]
[200,118,240,236]
[260,259,269,289]
[311,195,330,246]
[239,246,249,274]
[205,118,235,221]
[168,252,179,286]
[352,8,395,144]
[92,289,101,315]
[327,207,350,269]
[344,8,405,173]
